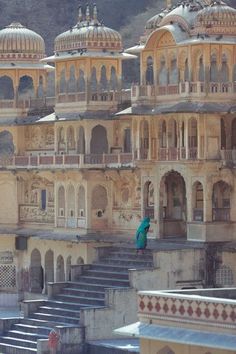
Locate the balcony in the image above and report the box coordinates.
[212,208,230,221]
[0,153,134,170]
[131,81,236,104]
[220,149,236,166]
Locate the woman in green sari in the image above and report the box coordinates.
[135,217,150,254]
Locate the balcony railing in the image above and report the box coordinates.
[0,153,134,169]
[0,97,55,110]
[193,208,203,221]
[131,81,236,102]
[212,208,230,221]
[220,150,236,164]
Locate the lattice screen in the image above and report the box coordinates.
[0,265,16,288]
[216,265,233,286]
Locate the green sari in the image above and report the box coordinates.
[135,217,150,250]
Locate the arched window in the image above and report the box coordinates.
[100,66,108,90]
[67,126,75,150]
[58,186,65,217]
[145,56,154,85]
[169,58,178,84]
[188,118,198,148]
[232,118,236,149]
[30,249,43,293]
[184,59,189,81]
[220,54,229,83]
[0,76,14,99]
[38,76,44,97]
[212,181,231,221]
[198,56,204,82]
[56,255,65,282]
[168,119,177,148]
[124,128,131,153]
[192,181,204,221]
[159,120,167,148]
[140,121,149,159]
[44,250,54,292]
[0,130,14,156]
[159,57,168,86]
[221,118,226,149]
[90,125,108,154]
[78,185,86,217]
[78,69,85,92]
[59,69,66,93]
[68,66,77,92]
[143,181,154,219]
[78,126,85,154]
[210,53,218,82]
[90,67,97,92]
[66,256,72,281]
[110,66,118,90]
[67,185,75,218]
[18,75,34,98]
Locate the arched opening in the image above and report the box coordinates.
[168,119,177,148]
[66,256,72,281]
[184,59,189,81]
[44,250,54,293]
[169,57,178,84]
[91,185,108,229]
[188,118,198,159]
[140,120,149,159]
[67,184,76,228]
[145,56,154,85]
[18,75,34,99]
[68,65,77,93]
[90,125,108,154]
[143,181,154,220]
[78,126,85,154]
[192,181,204,221]
[56,255,65,282]
[110,66,118,90]
[0,131,14,156]
[160,171,187,238]
[221,118,226,149]
[220,54,229,83]
[78,185,86,221]
[210,53,218,82]
[67,126,75,152]
[77,257,84,265]
[198,56,204,82]
[212,181,231,221]
[58,186,65,227]
[90,67,97,92]
[124,128,131,153]
[59,69,66,93]
[159,56,168,86]
[157,346,175,354]
[159,120,167,148]
[0,76,14,99]
[30,249,43,293]
[231,118,236,149]
[100,66,108,90]
[78,69,86,92]
[58,127,66,152]
[38,76,44,98]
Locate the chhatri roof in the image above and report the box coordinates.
[0,22,45,61]
[54,3,122,54]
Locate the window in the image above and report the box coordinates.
[41,190,46,210]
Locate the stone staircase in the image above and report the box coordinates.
[0,246,153,354]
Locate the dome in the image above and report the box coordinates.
[145,8,171,35]
[0,22,45,60]
[194,1,236,36]
[55,4,122,53]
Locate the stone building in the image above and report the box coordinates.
[0,0,235,352]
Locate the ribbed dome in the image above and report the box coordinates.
[145,9,170,33]
[194,1,236,35]
[0,22,45,60]
[55,4,122,53]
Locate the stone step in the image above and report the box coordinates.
[7,329,48,342]
[39,305,81,318]
[68,281,121,292]
[31,312,80,325]
[92,263,132,271]
[0,342,37,353]
[0,336,37,349]
[55,294,105,306]
[46,299,92,311]
[105,252,152,261]
[63,287,105,299]
[13,323,52,336]
[102,257,153,267]
[83,269,129,280]
[78,275,130,287]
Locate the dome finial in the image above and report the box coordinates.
[78,4,83,23]
[86,3,90,21]
[93,3,98,22]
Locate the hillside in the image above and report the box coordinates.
[0,0,235,54]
